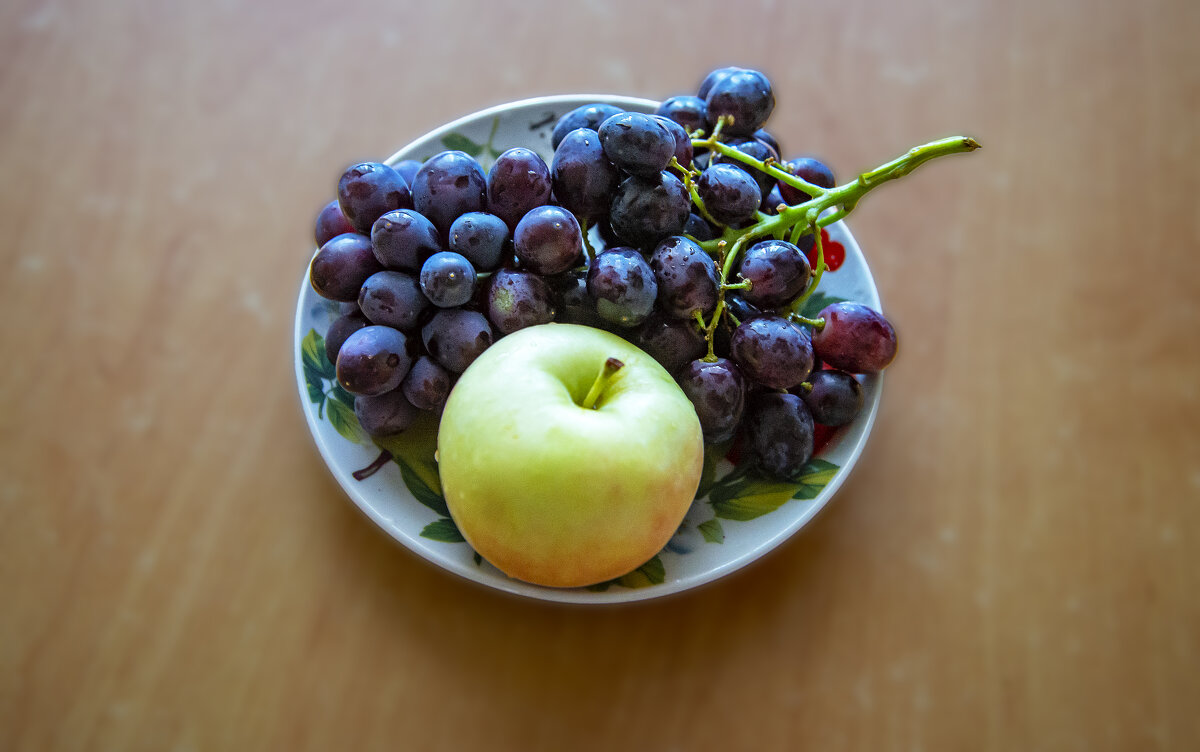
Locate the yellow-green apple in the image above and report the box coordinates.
[437,323,704,588]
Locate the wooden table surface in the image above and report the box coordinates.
[3,1,1198,749]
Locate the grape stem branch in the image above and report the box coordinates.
[787,219,825,322]
[579,218,597,262]
[684,124,979,354]
[691,130,980,258]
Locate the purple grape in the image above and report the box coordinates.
[310,233,384,302]
[411,151,487,237]
[609,172,690,248]
[391,159,422,187]
[324,309,369,365]
[513,206,583,275]
[683,212,716,242]
[487,147,552,229]
[778,157,837,205]
[598,112,676,178]
[762,185,785,214]
[551,103,625,149]
[713,137,780,200]
[648,236,720,320]
[730,314,814,390]
[799,369,863,426]
[753,129,781,156]
[811,303,898,373]
[737,239,811,308]
[486,268,556,334]
[793,227,817,256]
[551,128,621,221]
[337,162,412,235]
[371,209,442,272]
[697,66,744,100]
[723,293,764,325]
[677,357,746,443]
[447,211,509,272]
[654,115,694,169]
[596,216,622,248]
[633,311,708,374]
[712,312,736,359]
[354,387,419,438]
[550,138,615,223]
[421,309,494,373]
[358,270,430,331]
[547,269,604,328]
[419,251,477,308]
[656,96,708,135]
[586,247,658,328]
[742,392,815,481]
[697,163,762,226]
[336,325,413,396]
[705,68,775,137]
[401,355,452,412]
[315,200,354,247]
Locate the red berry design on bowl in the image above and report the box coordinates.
[804,228,845,272]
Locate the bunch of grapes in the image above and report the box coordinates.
[309,66,978,481]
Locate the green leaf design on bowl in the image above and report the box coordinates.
[695,446,721,500]
[301,329,334,381]
[301,329,363,443]
[792,459,839,500]
[325,398,365,444]
[585,555,666,591]
[395,456,450,517]
[796,290,848,320]
[705,458,840,521]
[698,518,725,544]
[709,476,801,521]
[440,132,484,157]
[438,118,503,162]
[420,517,466,543]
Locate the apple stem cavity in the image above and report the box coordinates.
[581,357,625,410]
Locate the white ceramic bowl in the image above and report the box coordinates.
[295,95,883,604]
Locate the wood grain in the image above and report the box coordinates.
[2,0,1198,749]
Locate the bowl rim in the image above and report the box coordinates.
[296,94,883,604]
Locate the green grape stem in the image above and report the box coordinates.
[670,157,721,228]
[579,217,597,262]
[705,139,824,200]
[692,132,980,257]
[683,129,979,349]
[787,219,825,318]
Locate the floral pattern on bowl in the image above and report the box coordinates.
[295,95,883,604]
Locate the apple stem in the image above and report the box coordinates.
[581,357,624,410]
